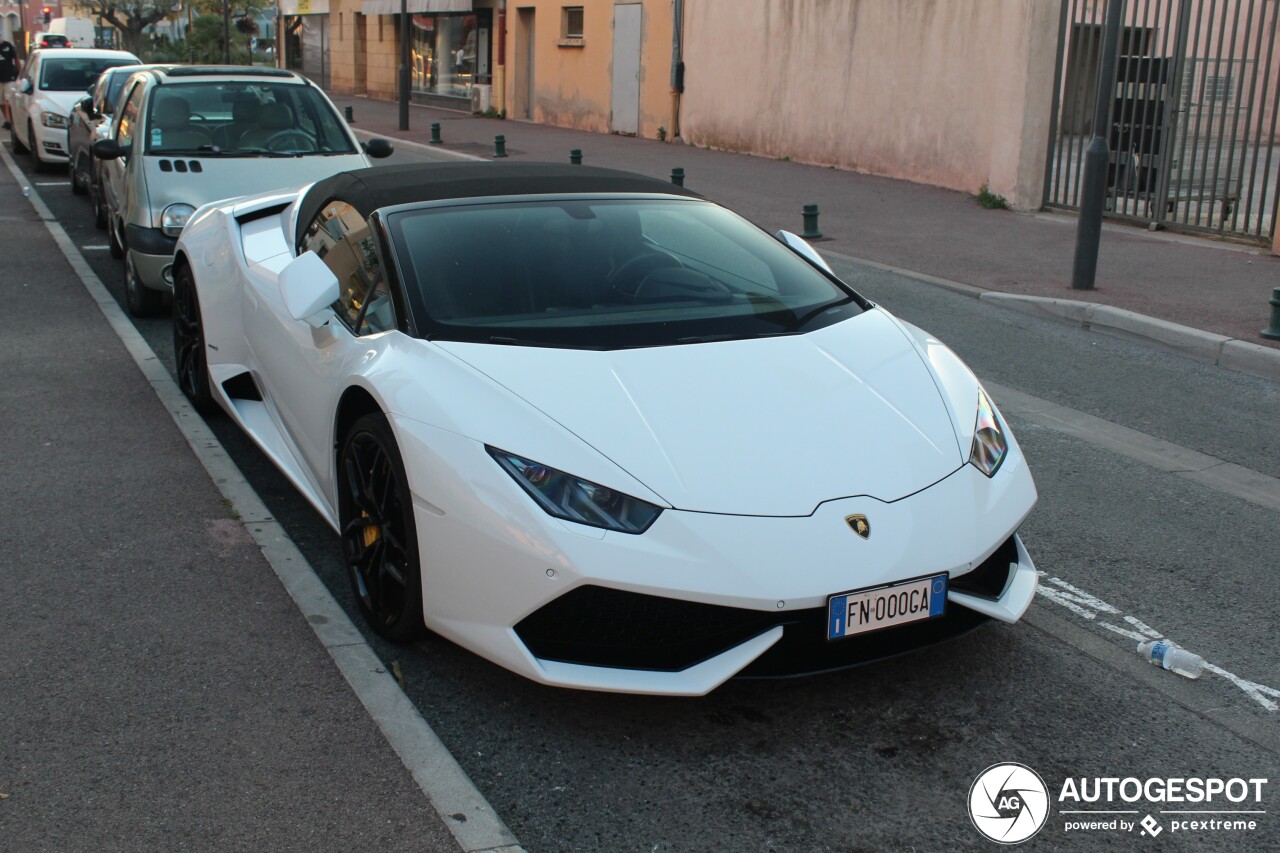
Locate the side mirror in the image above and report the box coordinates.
[363,137,394,159]
[279,251,340,323]
[19,79,32,94]
[92,138,128,160]
[775,230,834,275]
[78,96,94,116]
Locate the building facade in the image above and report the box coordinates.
[317,0,674,133]
[308,0,498,108]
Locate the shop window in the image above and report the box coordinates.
[561,6,584,40]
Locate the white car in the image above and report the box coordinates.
[7,48,140,170]
[173,162,1039,696]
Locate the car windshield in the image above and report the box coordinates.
[387,198,866,349]
[144,81,356,156]
[41,57,138,91]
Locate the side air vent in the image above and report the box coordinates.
[221,372,263,401]
[235,202,290,225]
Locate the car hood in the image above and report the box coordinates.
[435,310,966,516]
[36,90,84,118]
[140,153,370,220]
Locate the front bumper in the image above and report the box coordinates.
[395,417,1039,696]
[124,225,179,291]
[34,123,69,162]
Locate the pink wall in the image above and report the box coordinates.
[680,0,1061,210]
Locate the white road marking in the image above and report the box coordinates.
[1,143,527,853]
[1034,571,1279,712]
[81,245,111,251]
[35,181,69,186]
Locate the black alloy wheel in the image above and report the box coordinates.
[339,413,424,642]
[124,249,164,317]
[172,265,217,415]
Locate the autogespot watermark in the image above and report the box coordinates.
[968,765,1269,844]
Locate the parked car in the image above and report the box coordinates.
[94,65,393,316]
[38,34,71,49]
[172,161,1040,695]
[6,48,139,171]
[47,17,97,49]
[67,63,171,223]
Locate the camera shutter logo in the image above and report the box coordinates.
[969,763,1051,844]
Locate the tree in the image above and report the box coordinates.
[75,1,177,55]
[182,13,252,64]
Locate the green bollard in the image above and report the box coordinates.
[570,148,583,165]
[343,105,354,123]
[429,123,442,144]
[801,204,823,239]
[493,135,508,158]
[671,167,685,187]
[1262,288,1280,340]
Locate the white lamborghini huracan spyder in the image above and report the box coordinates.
[173,162,1038,695]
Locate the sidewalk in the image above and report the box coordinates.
[330,92,1280,363]
[0,153,460,850]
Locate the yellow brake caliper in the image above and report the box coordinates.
[361,511,381,547]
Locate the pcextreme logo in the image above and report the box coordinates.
[969,763,1051,844]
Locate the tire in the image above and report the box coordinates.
[28,122,51,173]
[338,413,425,642]
[10,121,28,155]
[124,249,165,317]
[91,178,106,229]
[172,265,217,415]
[107,216,123,258]
[70,154,87,195]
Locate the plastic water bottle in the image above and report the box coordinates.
[1137,640,1204,679]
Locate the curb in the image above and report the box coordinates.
[978,293,1280,382]
[1,144,526,853]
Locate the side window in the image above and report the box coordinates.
[300,201,394,335]
[116,82,145,147]
[93,74,109,114]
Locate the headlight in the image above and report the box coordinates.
[41,112,69,129]
[488,447,662,534]
[161,203,196,237]
[969,389,1007,477]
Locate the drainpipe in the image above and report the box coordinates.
[496,0,506,116]
[669,0,684,138]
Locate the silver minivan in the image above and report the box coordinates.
[94,65,392,316]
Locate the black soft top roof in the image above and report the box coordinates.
[295,161,703,250]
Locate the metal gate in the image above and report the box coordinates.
[1044,0,1280,244]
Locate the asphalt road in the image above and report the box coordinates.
[8,139,1279,852]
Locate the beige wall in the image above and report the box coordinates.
[680,0,1061,210]
[328,6,399,101]
[504,0,674,138]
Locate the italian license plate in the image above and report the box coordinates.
[827,573,948,640]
